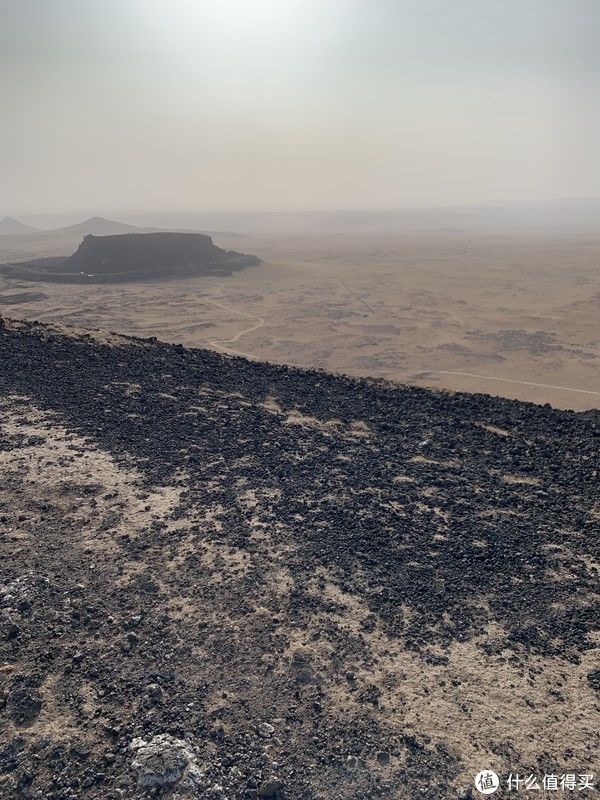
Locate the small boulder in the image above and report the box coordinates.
[130,733,198,788]
[257,722,275,738]
[259,778,283,797]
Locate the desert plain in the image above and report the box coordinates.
[0,227,598,410]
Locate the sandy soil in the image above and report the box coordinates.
[0,230,598,410]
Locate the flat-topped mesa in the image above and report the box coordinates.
[65,232,231,275]
[0,231,260,283]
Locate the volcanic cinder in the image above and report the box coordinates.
[0,231,260,283]
[0,319,598,800]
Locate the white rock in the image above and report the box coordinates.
[130,733,200,788]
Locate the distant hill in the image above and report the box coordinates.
[0,216,41,235]
[46,216,148,237]
[0,231,260,283]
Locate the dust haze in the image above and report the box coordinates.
[1,3,599,800]
[1,2,599,408]
[1,207,599,410]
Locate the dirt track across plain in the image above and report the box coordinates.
[1,230,598,410]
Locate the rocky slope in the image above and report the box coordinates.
[0,232,259,283]
[0,320,598,800]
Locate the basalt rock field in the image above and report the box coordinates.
[0,319,598,799]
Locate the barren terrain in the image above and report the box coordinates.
[0,230,598,411]
[0,320,598,799]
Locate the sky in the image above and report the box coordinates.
[1,0,599,214]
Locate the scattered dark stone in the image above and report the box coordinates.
[6,688,42,726]
[294,668,313,685]
[587,670,600,693]
[259,778,283,797]
[6,621,20,640]
[0,737,25,773]
[145,683,163,703]
[0,320,597,800]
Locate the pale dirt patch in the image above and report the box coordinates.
[284,410,342,433]
[236,487,285,542]
[501,473,541,486]
[29,674,79,740]
[198,540,251,578]
[475,422,511,437]
[415,501,450,524]
[108,381,142,396]
[0,395,183,556]
[478,508,524,518]
[260,395,372,441]
[0,673,80,753]
[410,454,457,467]
[275,572,600,787]
[350,420,372,437]
[114,559,146,588]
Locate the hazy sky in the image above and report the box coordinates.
[1,0,599,214]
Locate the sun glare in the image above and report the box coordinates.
[140,0,312,45]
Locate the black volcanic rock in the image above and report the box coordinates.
[65,231,236,274]
[0,320,597,799]
[0,231,259,283]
